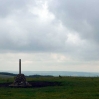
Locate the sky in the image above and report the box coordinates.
[0,0,99,72]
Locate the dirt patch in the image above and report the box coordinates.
[29,81,62,87]
[0,81,62,88]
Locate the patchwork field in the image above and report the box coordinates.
[0,76,99,99]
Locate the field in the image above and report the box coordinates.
[0,76,99,99]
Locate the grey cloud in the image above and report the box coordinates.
[0,0,29,17]
[0,0,99,61]
[47,0,99,60]
[0,0,68,53]
[48,0,99,41]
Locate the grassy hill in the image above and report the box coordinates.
[0,72,16,78]
[0,76,99,99]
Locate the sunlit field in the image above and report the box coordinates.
[0,76,99,99]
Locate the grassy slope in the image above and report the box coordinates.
[0,77,99,99]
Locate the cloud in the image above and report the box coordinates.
[48,0,99,60]
[0,0,99,72]
[0,0,98,61]
[48,0,99,41]
[0,0,69,53]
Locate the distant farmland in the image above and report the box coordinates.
[0,74,14,78]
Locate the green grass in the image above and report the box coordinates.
[0,76,99,99]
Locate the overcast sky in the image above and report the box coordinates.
[0,0,99,72]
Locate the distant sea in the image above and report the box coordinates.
[5,71,99,77]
